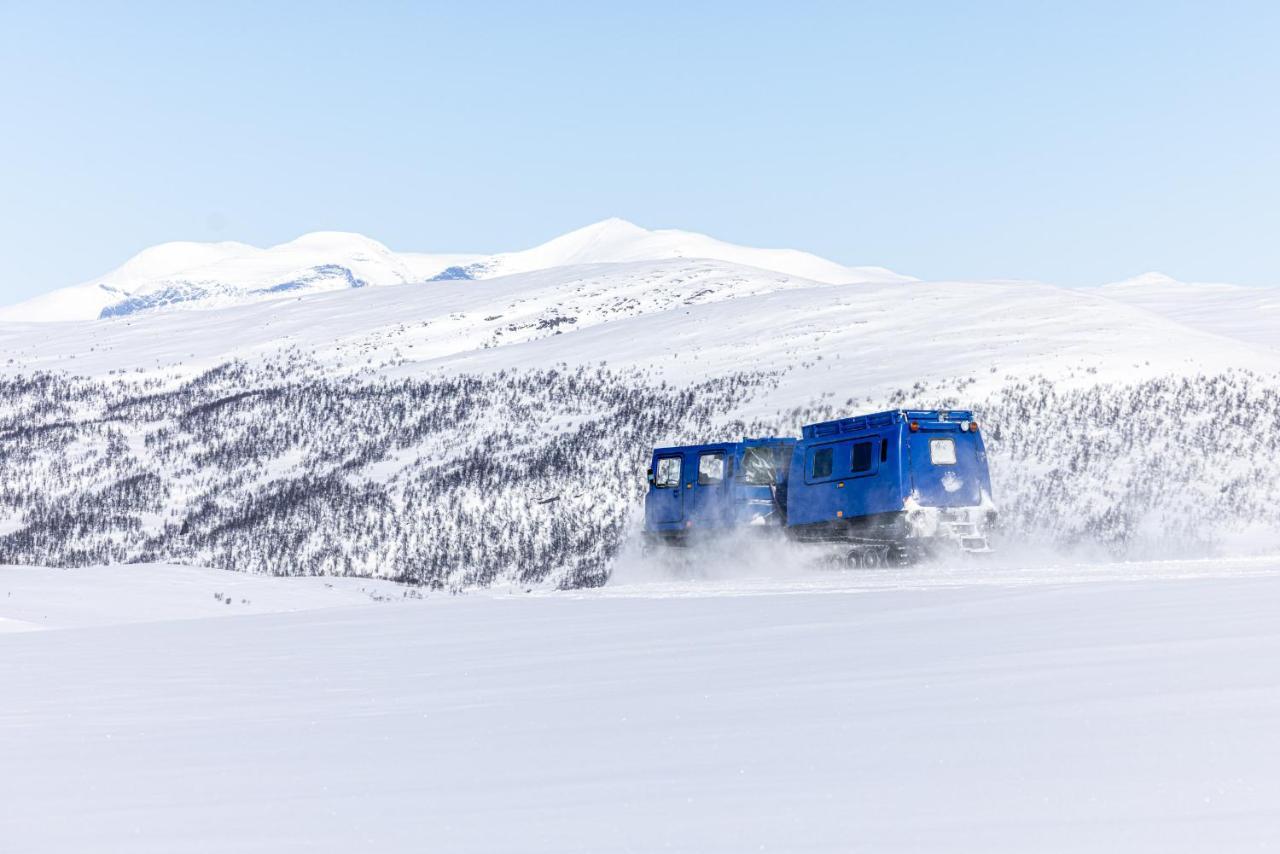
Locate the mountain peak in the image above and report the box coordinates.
[105,240,259,286]
[276,231,396,255]
[0,220,910,322]
[572,217,649,237]
[1107,271,1180,288]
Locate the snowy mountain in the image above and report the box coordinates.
[0,231,474,322]
[4,248,1275,388]
[440,217,911,286]
[1,222,1279,587]
[0,219,909,322]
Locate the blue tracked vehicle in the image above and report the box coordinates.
[643,409,996,566]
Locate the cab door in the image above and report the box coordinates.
[684,447,732,528]
[645,453,685,526]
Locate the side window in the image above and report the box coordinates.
[851,441,873,473]
[741,447,777,485]
[811,447,833,479]
[654,456,682,488]
[697,452,725,485]
[880,438,888,463]
[930,438,957,465]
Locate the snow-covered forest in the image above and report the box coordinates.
[4,357,1277,587]
[2,221,1279,586]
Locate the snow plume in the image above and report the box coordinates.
[608,523,808,587]
[1,364,1278,587]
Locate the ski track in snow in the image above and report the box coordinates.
[3,559,1280,852]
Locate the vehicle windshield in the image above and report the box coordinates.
[741,447,779,485]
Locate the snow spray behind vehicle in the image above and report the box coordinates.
[642,409,996,566]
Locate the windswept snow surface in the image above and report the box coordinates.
[4,560,1280,852]
[0,564,406,631]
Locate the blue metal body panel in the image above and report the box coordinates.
[784,409,992,530]
[643,438,796,535]
[642,409,993,540]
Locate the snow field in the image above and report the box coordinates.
[3,560,1280,852]
[0,563,408,631]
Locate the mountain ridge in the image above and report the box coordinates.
[0,219,910,323]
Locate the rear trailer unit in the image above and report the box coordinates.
[642,410,996,566]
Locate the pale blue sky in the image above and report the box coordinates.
[1,1,1277,301]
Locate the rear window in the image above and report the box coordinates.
[654,456,681,488]
[930,438,957,465]
[812,448,833,479]
[698,452,725,485]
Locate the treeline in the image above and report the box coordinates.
[0,362,780,587]
[1,363,1277,586]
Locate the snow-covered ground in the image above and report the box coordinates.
[3,219,1280,849]
[0,564,407,632]
[4,559,1280,852]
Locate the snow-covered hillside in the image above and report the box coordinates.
[4,254,1276,389]
[1,222,1279,586]
[1100,271,1280,349]
[0,219,909,322]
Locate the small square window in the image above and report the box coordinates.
[698,452,725,485]
[930,438,957,465]
[655,457,682,488]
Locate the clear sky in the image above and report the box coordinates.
[1,1,1277,301]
